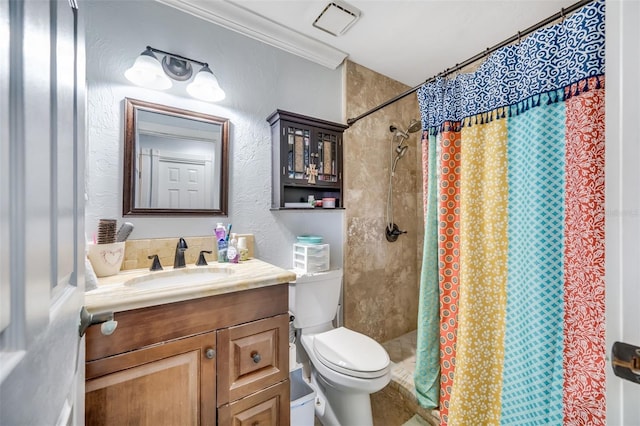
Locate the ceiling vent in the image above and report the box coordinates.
[312,1,361,37]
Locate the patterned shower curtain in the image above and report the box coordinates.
[413,1,606,424]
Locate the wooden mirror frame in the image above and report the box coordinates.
[123,98,229,216]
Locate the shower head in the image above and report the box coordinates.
[406,119,421,134]
[390,118,421,139]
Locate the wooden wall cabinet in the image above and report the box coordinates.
[85,285,290,426]
[267,110,348,209]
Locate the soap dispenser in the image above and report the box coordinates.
[228,233,239,264]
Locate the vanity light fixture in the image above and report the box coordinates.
[125,46,226,102]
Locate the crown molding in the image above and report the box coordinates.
[156,0,348,69]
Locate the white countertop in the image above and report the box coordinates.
[84,259,296,313]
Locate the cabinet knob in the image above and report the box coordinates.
[205,348,215,359]
[251,351,261,364]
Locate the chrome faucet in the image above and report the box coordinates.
[174,237,188,268]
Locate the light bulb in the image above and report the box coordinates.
[124,49,172,90]
[186,66,225,102]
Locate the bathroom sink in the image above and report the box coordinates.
[124,267,234,290]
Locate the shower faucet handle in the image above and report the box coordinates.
[385,223,407,242]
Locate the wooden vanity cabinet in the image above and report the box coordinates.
[85,285,290,426]
[85,331,216,425]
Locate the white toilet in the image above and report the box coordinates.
[289,269,390,426]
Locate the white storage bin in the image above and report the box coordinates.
[293,243,330,273]
[290,368,316,426]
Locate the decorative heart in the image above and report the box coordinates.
[101,248,123,266]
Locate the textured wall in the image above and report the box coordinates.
[84,1,344,269]
[343,61,423,343]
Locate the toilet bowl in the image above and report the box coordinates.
[289,269,391,426]
[301,329,390,392]
[301,328,391,425]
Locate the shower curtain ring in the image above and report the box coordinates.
[561,8,565,22]
[517,31,521,44]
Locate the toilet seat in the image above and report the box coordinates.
[312,327,390,379]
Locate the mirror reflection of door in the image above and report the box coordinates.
[137,149,212,209]
[156,152,211,209]
[134,109,220,210]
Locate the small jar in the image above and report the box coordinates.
[238,237,249,261]
[322,197,336,208]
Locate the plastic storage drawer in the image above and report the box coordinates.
[293,243,330,273]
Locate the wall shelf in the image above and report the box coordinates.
[267,110,347,210]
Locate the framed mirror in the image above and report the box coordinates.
[123,98,229,216]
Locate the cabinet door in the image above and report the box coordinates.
[85,332,216,426]
[315,128,341,185]
[282,121,312,183]
[218,380,290,426]
[281,122,342,187]
[217,314,289,405]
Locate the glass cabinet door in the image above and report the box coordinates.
[316,131,338,183]
[286,125,310,180]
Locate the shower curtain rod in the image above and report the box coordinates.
[345,0,595,127]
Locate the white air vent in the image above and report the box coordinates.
[313,1,361,37]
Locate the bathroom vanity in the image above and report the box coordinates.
[84,259,295,425]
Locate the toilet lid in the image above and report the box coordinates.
[313,327,390,379]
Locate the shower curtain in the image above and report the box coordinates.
[414,0,606,424]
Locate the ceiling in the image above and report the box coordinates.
[158,0,577,87]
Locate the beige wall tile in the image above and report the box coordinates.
[122,234,255,270]
[343,61,424,343]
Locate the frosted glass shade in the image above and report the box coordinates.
[186,66,225,102]
[124,51,172,90]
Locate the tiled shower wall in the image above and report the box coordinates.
[343,61,424,343]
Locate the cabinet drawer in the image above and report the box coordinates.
[85,285,288,362]
[217,314,288,405]
[218,380,290,426]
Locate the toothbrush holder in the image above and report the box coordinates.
[87,242,125,277]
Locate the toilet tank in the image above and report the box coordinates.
[289,269,343,329]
